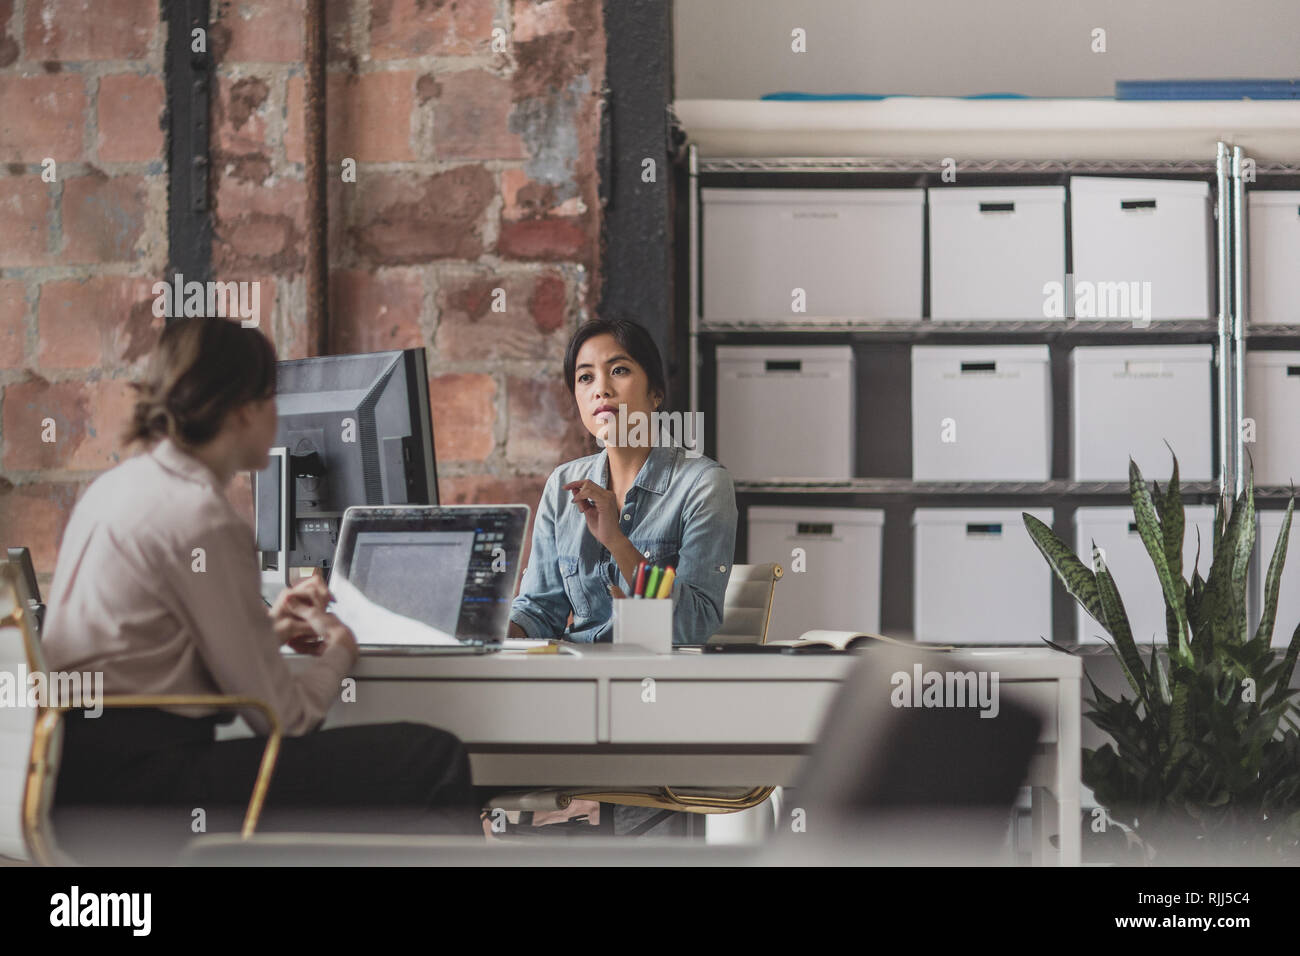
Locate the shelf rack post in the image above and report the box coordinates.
[1216,141,1234,500]
[1230,145,1249,499]
[687,143,701,416]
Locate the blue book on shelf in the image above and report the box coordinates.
[1116,79,1300,99]
[760,92,1030,101]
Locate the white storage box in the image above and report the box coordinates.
[928,186,1066,320]
[1070,176,1212,321]
[1244,350,1300,486]
[747,506,884,642]
[1254,510,1300,648]
[911,345,1052,481]
[715,345,854,480]
[1075,506,1215,644]
[702,188,924,321]
[1249,192,1300,325]
[913,508,1053,644]
[1070,345,1214,482]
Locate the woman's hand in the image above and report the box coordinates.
[560,483,648,598]
[270,571,333,646]
[291,606,359,659]
[561,479,624,550]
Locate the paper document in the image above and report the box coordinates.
[328,573,461,646]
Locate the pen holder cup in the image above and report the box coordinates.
[612,597,674,654]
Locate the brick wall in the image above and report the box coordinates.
[0,0,167,584]
[1,0,607,586]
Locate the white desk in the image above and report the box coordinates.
[286,643,1082,865]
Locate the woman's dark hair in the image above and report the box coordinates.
[122,317,277,449]
[563,319,667,408]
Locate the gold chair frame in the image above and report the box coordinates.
[1,563,283,866]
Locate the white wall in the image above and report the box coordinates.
[675,0,1300,99]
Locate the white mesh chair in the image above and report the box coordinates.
[0,561,282,865]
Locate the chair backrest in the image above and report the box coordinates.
[0,561,59,863]
[709,563,783,644]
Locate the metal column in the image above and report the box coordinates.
[1230,146,1249,498]
[687,143,701,415]
[1215,142,1234,499]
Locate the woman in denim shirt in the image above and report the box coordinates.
[509,319,737,645]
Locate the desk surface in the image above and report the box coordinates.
[308,643,1082,681]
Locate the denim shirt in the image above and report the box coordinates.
[510,445,737,645]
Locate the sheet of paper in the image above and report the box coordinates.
[328,573,461,646]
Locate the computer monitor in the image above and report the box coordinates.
[253,349,438,596]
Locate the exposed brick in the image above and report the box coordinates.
[0,481,81,577]
[96,73,165,163]
[501,166,585,219]
[325,0,359,65]
[60,171,147,264]
[330,268,424,354]
[348,167,494,266]
[498,216,589,262]
[0,74,86,163]
[2,375,136,471]
[370,0,495,59]
[210,0,305,64]
[212,177,306,276]
[36,275,160,369]
[211,74,273,183]
[23,0,157,60]
[438,474,546,507]
[506,375,592,464]
[0,279,26,367]
[0,0,17,68]
[512,0,570,41]
[433,269,566,361]
[428,372,496,463]
[529,272,567,332]
[285,71,416,164]
[433,70,526,161]
[0,177,54,268]
[511,0,601,100]
[438,472,547,574]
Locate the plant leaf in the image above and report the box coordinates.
[1022,513,1105,623]
[1161,443,1185,584]
[1269,618,1300,709]
[1255,495,1294,648]
[1129,458,1190,660]
[1093,542,1149,708]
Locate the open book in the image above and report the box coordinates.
[767,630,956,652]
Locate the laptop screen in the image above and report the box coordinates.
[330,506,529,646]
[350,530,475,636]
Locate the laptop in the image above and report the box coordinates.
[327,505,530,655]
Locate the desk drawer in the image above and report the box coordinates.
[322,680,597,744]
[609,680,838,744]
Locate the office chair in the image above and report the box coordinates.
[484,563,785,833]
[787,642,1043,861]
[0,561,282,865]
[709,561,784,644]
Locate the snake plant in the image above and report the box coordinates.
[1023,453,1300,860]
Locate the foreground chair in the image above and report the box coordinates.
[0,560,282,865]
